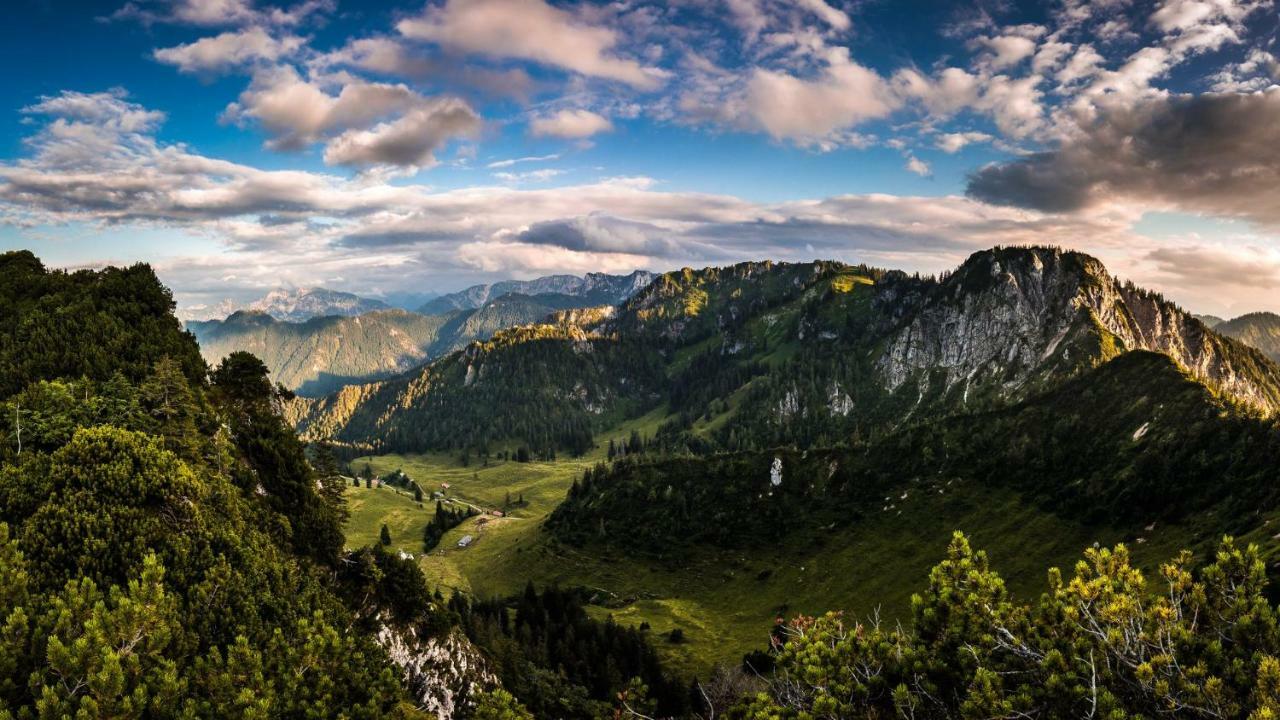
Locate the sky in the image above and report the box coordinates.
[0,0,1278,318]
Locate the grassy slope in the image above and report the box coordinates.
[343,434,1279,680]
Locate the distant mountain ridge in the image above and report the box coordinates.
[1216,311,1280,363]
[189,271,656,395]
[290,247,1280,456]
[249,287,391,321]
[180,287,391,322]
[419,270,655,314]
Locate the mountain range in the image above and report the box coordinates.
[291,247,1280,452]
[282,245,1280,685]
[188,272,655,396]
[1216,312,1280,363]
[180,287,392,322]
[417,270,655,314]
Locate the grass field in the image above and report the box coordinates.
[343,433,1279,680]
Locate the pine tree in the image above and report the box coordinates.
[139,356,200,460]
[380,524,391,546]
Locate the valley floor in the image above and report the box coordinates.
[344,437,1280,679]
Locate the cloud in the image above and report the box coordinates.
[487,154,561,169]
[1146,244,1280,290]
[967,89,1280,225]
[154,28,304,73]
[111,0,332,27]
[904,155,932,177]
[529,109,613,138]
[895,67,1044,138]
[224,66,419,149]
[318,37,533,99]
[396,0,667,89]
[974,34,1039,70]
[221,66,479,167]
[514,214,686,256]
[795,0,852,31]
[935,131,993,153]
[744,48,896,147]
[24,89,165,134]
[322,99,481,169]
[492,168,566,184]
[0,97,1197,314]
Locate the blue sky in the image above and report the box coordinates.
[0,0,1278,317]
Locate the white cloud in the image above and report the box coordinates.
[24,89,165,134]
[974,34,1039,70]
[220,66,479,167]
[14,90,1274,315]
[935,131,993,153]
[492,168,566,183]
[322,99,481,170]
[529,109,613,139]
[487,154,561,169]
[154,28,304,73]
[795,0,852,31]
[396,0,667,89]
[904,155,932,177]
[316,36,534,99]
[112,0,332,28]
[744,48,896,147]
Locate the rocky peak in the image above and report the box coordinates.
[878,246,1280,413]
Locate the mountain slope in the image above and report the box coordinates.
[1217,311,1280,362]
[189,309,451,395]
[550,350,1280,556]
[0,250,486,718]
[293,247,1280,457]
[876,247,1280,412]
[419,270,654,314]
[189,293,625,396]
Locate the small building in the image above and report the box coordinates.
[490,510,504,517]
[457,535,474,548]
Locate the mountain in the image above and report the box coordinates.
[314,245,1280,706]
[1216,311,1280,362]
[418,270,655,315]
[188,309,452,396]
[189,272,657,396]
[178,287,391,322]
[189,291,629,396]
[292,247,1280,455]
[0,250,507,718]
[1196,313,1226,328]
[247,287,391,321]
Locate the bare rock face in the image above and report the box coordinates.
[878,247,1280,413]
[376,625,498,720]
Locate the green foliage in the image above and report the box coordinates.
[468,689,533,720]
[452,584,688,720]
[299,325,666,457]
[0,253,429,718]
[734,534,1280,720]
[423,501,477,552]
[0,251,205,397]
[550,352,1280,558]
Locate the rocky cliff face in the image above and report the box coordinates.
[877,247,1280,413]
[376,625,498,719]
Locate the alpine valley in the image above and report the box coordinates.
[8,244,1280,719]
